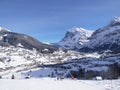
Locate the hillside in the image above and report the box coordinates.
[0,27,57,53]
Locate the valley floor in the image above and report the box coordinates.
[0,78,120,90]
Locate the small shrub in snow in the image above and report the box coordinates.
[0,75,2,79]
[11,75,15,79]
[25,76,31,79]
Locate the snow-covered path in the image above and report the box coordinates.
[0,78,106,90]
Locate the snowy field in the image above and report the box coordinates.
[0,78,120,90]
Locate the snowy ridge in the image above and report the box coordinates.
[85,26,120,48]
[0,27,2,31]
[0,27,10,40]
[58,27,93,49]
[0,26,11,32]
[68,26,91,34]
[0,27,57,52]
[58,16,120,52]
[81,16,120,53]
[109,16,120,26]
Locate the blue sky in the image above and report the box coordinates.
[0,0,120,43]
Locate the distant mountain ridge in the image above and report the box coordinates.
[0,27,57,53]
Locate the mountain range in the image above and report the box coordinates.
[58,17,120,54]
[0,17,120,79]
[1,17,120,54]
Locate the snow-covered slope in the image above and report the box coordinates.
[1,44,120,80]
[58,27,93,49]
[0,44,99,72]
[0,78,109,90]
[80,17,120,53]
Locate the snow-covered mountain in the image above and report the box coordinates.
[0,27,57,53]
[80,17,120,53]
[57,27,93,49]
[0,17,120,80]
[0,27,94,74]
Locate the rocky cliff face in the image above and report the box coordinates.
[57,27,93,49]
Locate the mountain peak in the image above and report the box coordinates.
[67,26,93,37]
[68,26,90,33]
[0,27,11,32]
[113,16,120,22]
[0,27,3,31]
[57,27,93,49]
[109,16,120,26]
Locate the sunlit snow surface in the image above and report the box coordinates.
[0,66,120,90]
[1,78,118,90]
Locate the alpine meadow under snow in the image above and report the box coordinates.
[0,17,120,90]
